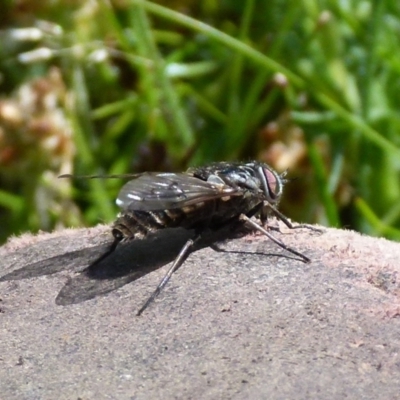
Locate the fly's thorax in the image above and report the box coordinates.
[190,161,285,205]
[241,190,266,215]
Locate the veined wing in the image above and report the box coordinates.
[116,173,242,211]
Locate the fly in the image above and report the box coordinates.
[60,161,319,315]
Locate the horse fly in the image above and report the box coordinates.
[61,161,318,315]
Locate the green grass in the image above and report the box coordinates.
[1,0,400,242]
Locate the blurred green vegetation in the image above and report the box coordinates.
[1,0,400,243]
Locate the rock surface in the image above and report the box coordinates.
[1,223,400,399]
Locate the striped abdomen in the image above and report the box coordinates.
[112,193,262,242]
[112,200,215,241]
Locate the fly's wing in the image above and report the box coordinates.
[116,173,242,211]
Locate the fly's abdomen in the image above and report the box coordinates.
[113,201,217,241]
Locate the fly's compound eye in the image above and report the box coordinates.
[259,165,283,203]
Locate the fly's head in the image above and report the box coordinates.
[253,162,286,205]
[250,162,286,226]
[219,162,285,205]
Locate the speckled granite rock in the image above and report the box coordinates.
[1,223,400,399]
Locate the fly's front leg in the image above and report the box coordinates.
[259,205,281,232]
[239,214,311,263]
[137,235,200,316]
[250,203,281,233]
[266,204,323,234]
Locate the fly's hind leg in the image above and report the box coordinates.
[137,235,200,316]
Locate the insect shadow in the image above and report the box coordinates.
[55,224,261,306]
[56,227,199,305]
[209,243,305,262]
[59,227,311,307]
[0,228,191,302]
[0,222,304,309]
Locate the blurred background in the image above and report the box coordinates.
[1,0,400,243]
